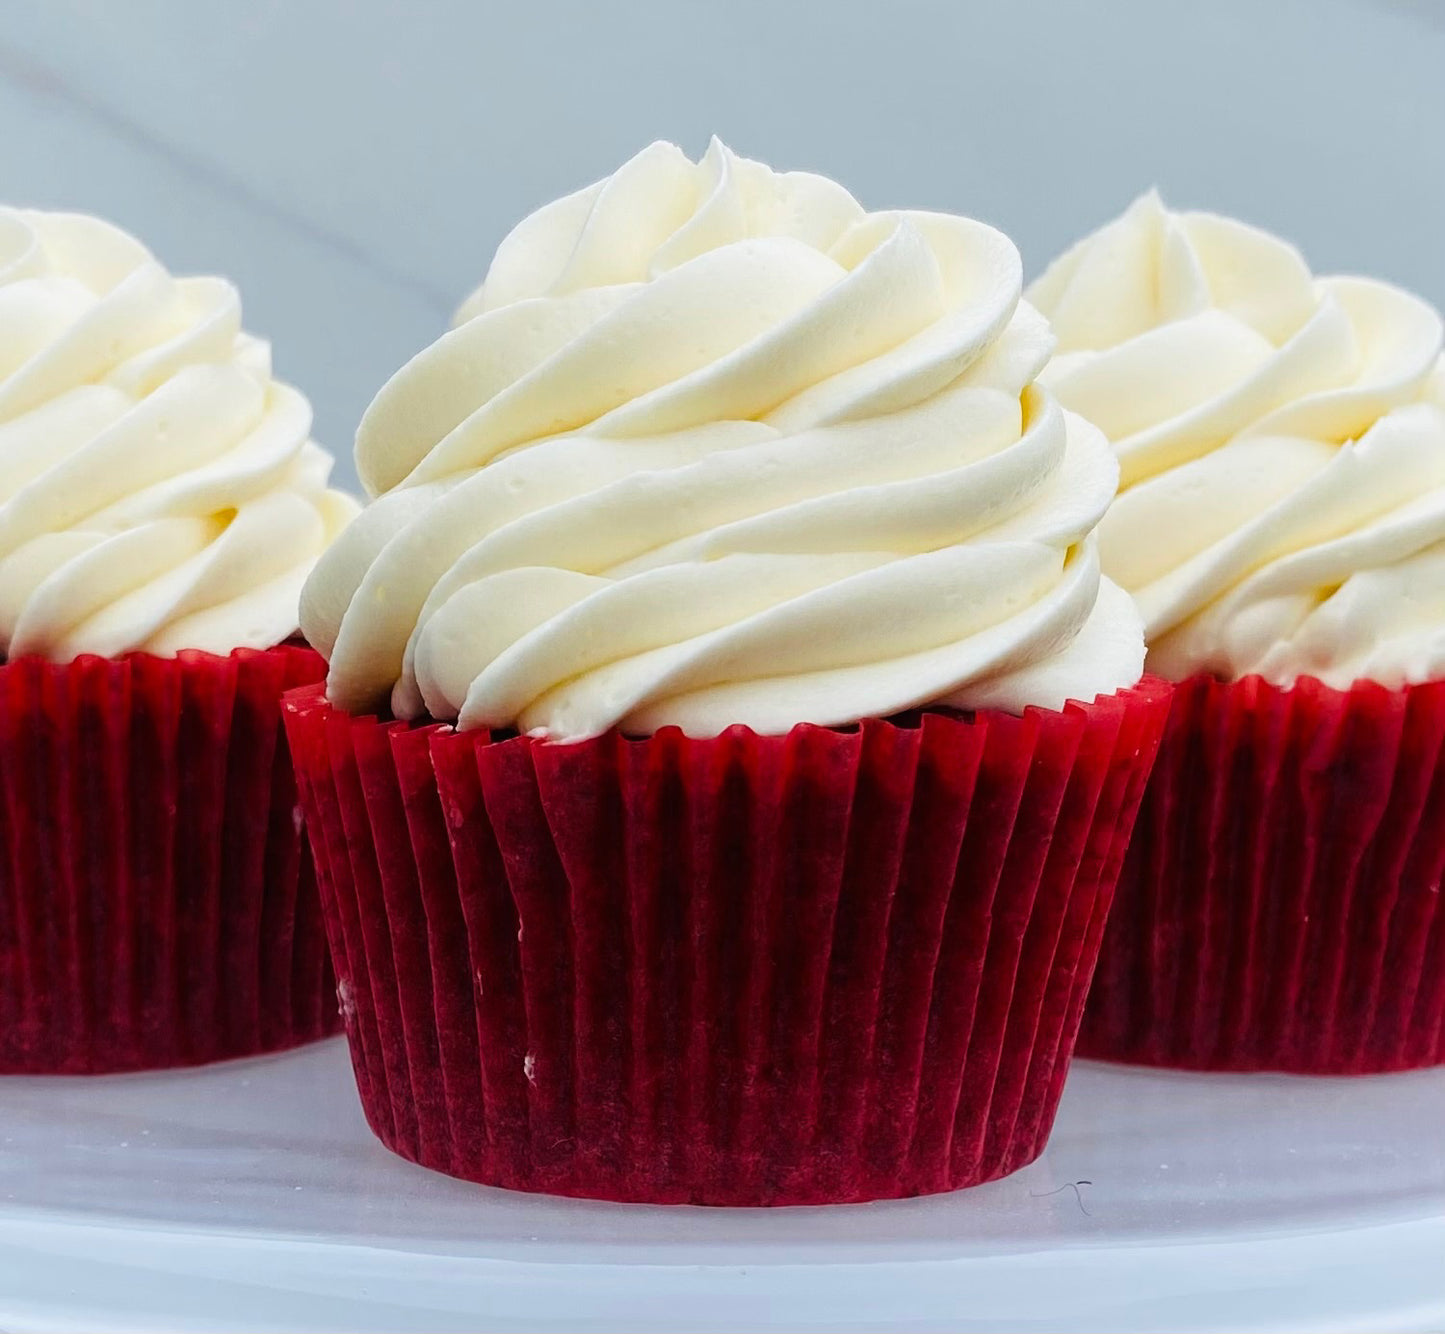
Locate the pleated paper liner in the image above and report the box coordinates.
[0,644,339,1074]
[286,677,1170,1206]
[1080,672,1445,1074]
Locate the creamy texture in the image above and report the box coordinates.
[303,140,1142,740]
[1030,191,1445,689]
[0,207,356,661]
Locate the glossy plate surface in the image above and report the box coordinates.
[0,1038,1441,1332]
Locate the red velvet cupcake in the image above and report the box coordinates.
[1032,192,1445,1073]
[0,208,357,1072]
[289,141,1167,1204]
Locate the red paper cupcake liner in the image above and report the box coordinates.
[0,645,339,1074]
[1080,673,1445,1074]
[285,677,1170,1205]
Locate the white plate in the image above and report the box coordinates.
[0,1038,1441,1332]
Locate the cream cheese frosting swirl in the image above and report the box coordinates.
[0,207,357,661]
[1030,191,1445,689]
[303,139,1143,740]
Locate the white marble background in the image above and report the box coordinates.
[2,0,1441,496]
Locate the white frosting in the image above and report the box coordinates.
[0,207,356,661]
[303,140,1142,739]
[1030,191,1445,689]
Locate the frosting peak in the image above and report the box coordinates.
[0,207,356,661]
[304,141,1143,738]
[1031,192,1445,689]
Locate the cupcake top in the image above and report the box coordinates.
[303,139,1143,740]
[0,207,357,662]
[1030,191,1445,689]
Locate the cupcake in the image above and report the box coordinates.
[0,208,357,1072]
[286,140,1168,1204]
[1030,191,1445,1073]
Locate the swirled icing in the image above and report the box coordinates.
[304,141,1142,737]
[0,207,356,660]
[1031,191,1445,688]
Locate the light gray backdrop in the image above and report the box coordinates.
[2,0,1442,495]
